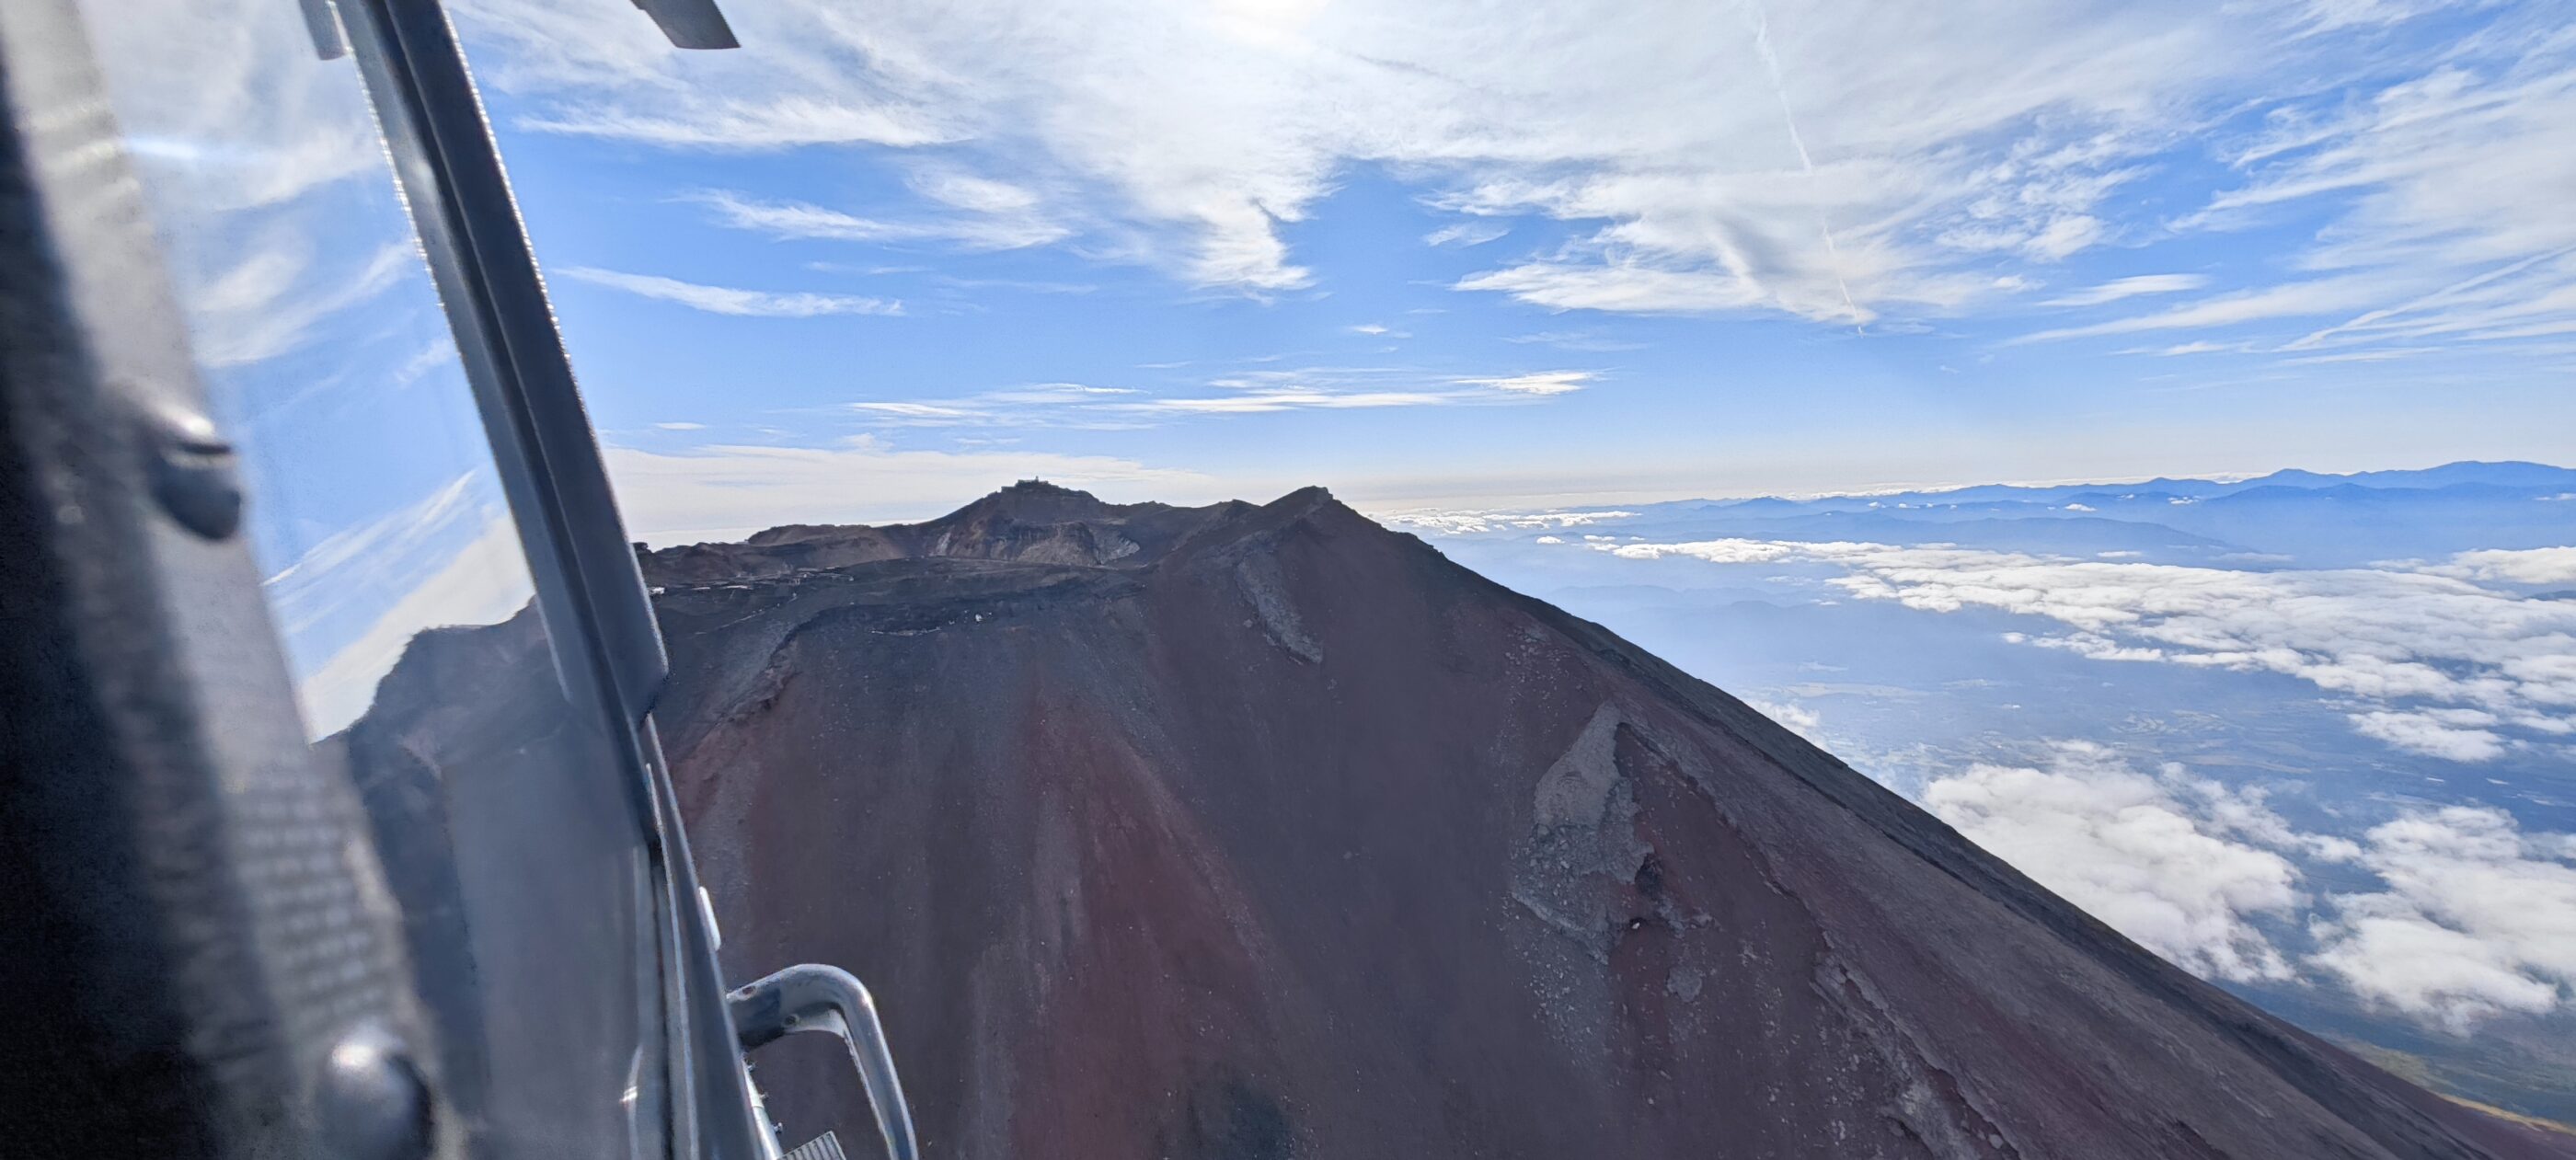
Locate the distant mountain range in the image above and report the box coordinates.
[1711,461,2576,510]
[1417,461,2576,570]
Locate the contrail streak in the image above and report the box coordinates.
[1744,0,1863,329]
[2283,241,2576,350]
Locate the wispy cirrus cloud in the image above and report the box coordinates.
[519,98,950,150]
[691,187,1069,251]
[293,515,532,737]
[849,401,989,422]
[1453,370,1594,396]
[2042,273,2212,307]
[558,266,903,317]
[445,0,2294,316]
[393,0,2576,352]
[261,474,535,735]
[1115,390,1459,415]
[2058,30,2576,353]
[1424,221,1509,247]
[2117,339,2257,357]
[840,365,1599,430]
[1506,329,1649,352]
[2015,278,2389,343]
[2294,0,2455,32]
[838,383,1143,429]
[190,238,413,368]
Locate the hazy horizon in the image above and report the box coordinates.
[606,455,2576,546]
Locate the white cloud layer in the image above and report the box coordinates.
[1926,743,2306,982]
[2434,546,2576,587]
[1588,537,2576,759]
[2348,708,2508,763]
[2312,808,2576,1030]
[1378,509,1639,535]
[1920,744,2576,1029]
[1744,697,1823,741]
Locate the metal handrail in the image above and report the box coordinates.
[727,965,921,1160]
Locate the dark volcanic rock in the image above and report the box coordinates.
[638,478,1255,585]
[368,484,2576,1159]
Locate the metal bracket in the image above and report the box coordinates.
[299,0,735,61]
[727,965,920,1160]
[632,0,739,50]
[297,0,346,59]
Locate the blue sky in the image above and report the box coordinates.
[420,0,2576,541]
[76,0,2576,726]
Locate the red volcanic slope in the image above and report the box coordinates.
[400,481,2576,1158]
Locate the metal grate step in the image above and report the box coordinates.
[782,1131,848,1160]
